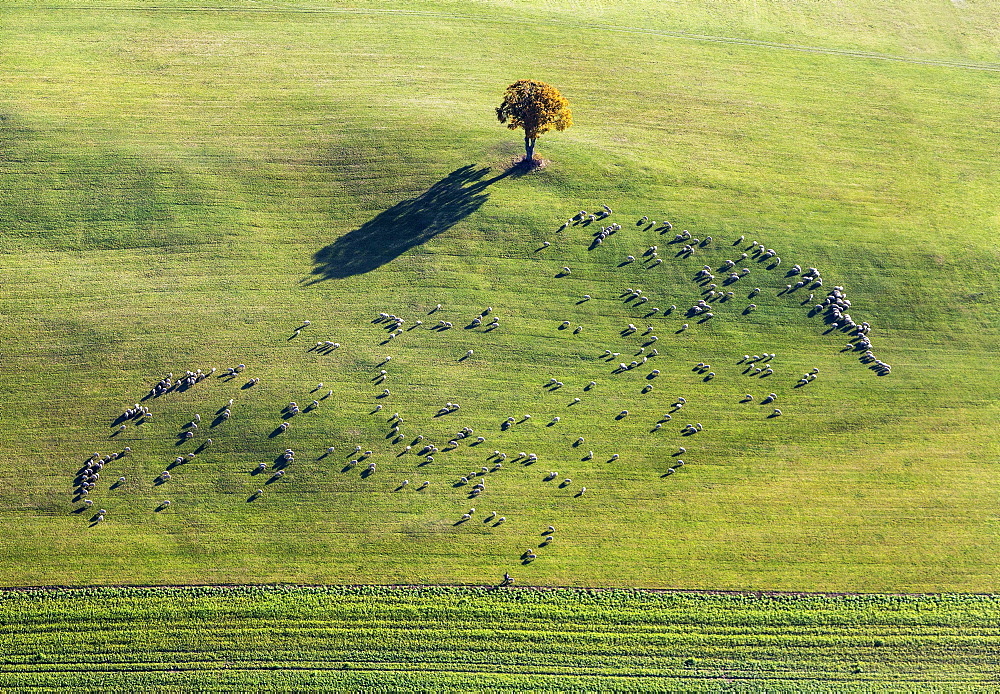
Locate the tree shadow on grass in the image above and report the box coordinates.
[306,164,512,282]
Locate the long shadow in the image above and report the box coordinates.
[307,165,511,282]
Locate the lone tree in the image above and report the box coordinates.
[496,79,572,164]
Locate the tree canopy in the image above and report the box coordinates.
[495,79,572,163]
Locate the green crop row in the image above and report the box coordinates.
[0,586,997,690]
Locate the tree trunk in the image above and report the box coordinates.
[524,136,536,161]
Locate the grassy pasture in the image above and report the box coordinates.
[1,586,999,690]
[0,0,999,595]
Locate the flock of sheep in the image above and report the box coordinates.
[70,203,886,581]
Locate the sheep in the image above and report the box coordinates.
[561,267,572,274]
[772,408,782,416]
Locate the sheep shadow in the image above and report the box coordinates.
[307,165,508,282]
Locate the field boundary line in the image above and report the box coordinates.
[4,582,1000,597]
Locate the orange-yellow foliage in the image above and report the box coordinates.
[496,80,572,142]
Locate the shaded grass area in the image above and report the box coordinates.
[309,164,513,281]
[1,586,999,690]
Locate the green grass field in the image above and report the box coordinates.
[2,0,1000,601]
[2,586,999,690]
